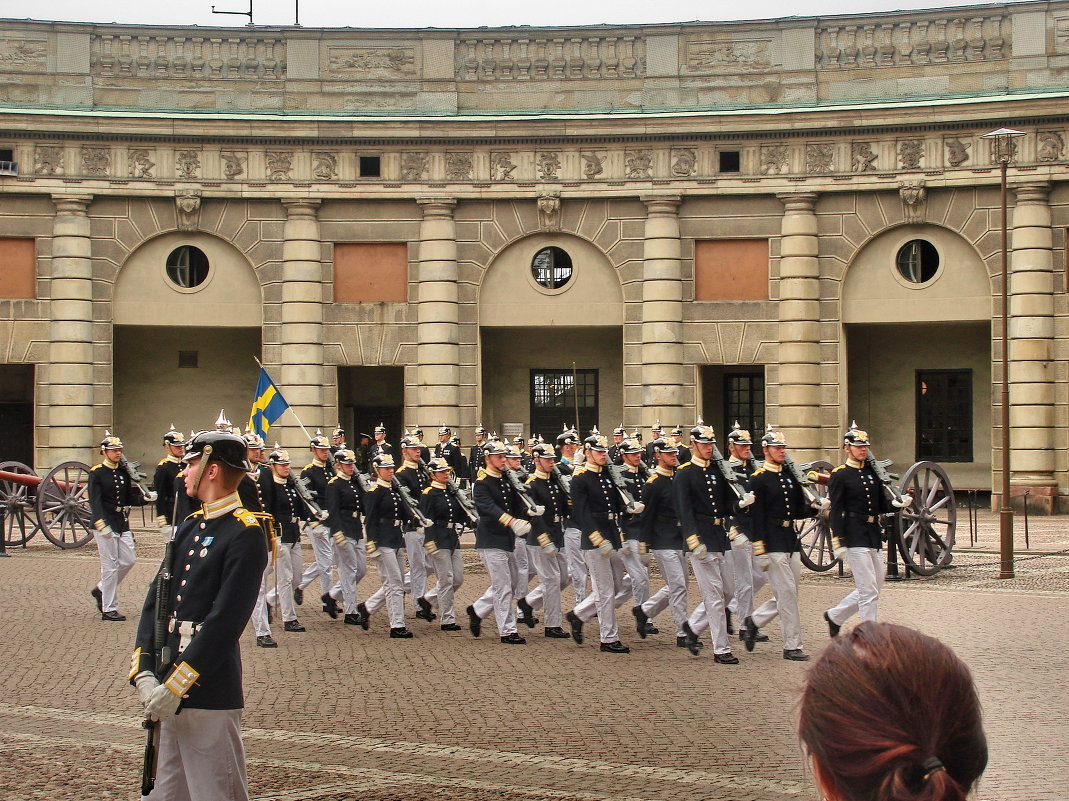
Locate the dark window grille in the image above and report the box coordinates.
[531,247,573,289]
[359,156,381,177]
[916,369,972,462]
[178,350,198,368]
[718,150,741,173]
[165,245,209,288]
[530,369,598,436]
[723,372,765,442]
[896,239,940,283]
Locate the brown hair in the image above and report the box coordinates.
[798,622,987,801]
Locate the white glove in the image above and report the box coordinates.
[332,531,351,548]
[541,541,558,555]
[812,496,831,512]
[510,519,532,537]
[756,552,771,571]
[134,671,159,706]
[690,543,709,561]
[629,501,646,515]
[144,684,182,721]
[159,525,173,537]
[596,539,614,556]
[97,524,115,539]
[529,504,545,516]
[640,552,652,567]
[833,545,848,561]
[738,491,756,508]
[143,490,159,503]
[891,495,913,509]
[315,509,330,522]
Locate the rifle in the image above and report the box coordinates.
[355,471,375,493]
[550,465,572,500]
[392,477,434,528]
[141,525,177,795]
[784,454,824,508]
[446,474,479,525]
[120,455,154,502]
[866,451,908,505]
[290,476,329,522]
[605,463,640,512]
[710,445,746,500]
[505,468,542,517]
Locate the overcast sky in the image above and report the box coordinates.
[8,0,1030,29]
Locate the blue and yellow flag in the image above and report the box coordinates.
[249,368,290,441]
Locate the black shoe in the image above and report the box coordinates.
[565,610,584,645]
[416,596,437,622]
[517,597,537,628]
[823,611,841,638]
[441,623,462,631]
[501,632,527,644]
[544,626,571,639]
[321,593,339,619]
[390,627,414,638]
[681,621,701,656]
[283,619,306,632]
[784,649,811,662]
[466,605,482,638]
[600,640,630,653]
[742,616,758,652]
[739,629,770,643]
[725,609,735,635]
[90,587,103,612]
[293,587,304,605]
[355,602,370,630]
[256,635,278,648]
[631,605,649,639]
[344,613,362,626]
[714,651,740,664]
[101,610,126,622]
[645,622,660,635]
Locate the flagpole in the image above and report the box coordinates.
[252,356,314,442]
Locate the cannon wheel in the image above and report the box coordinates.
[896,461,956,576]
[0,461,40,546]
[796,460,839,572]
[36,461,95,549]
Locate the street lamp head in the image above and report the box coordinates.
[981,127,1026,164]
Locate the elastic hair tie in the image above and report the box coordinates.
[921,757,946,781]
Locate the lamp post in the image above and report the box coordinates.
[981,127,1025,579]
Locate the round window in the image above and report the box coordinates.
[531,246,573,290]
[895,240,939,284]
[165,245,209,289]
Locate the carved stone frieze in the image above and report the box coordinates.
[266,151,293,181]
[91,34,285,79]
[671,148,696,177]
[312,152,337,181]
[445,152,473,181]
[402,152,428,181]
[81,146,110,176]
[851,142,877,172]
[537,152,561,180]
[0,38,47,73]
[684,38,771,73]
[176,150,201,180]
[625,150,652,179]
[491,152,516,181]
[129,149,155,179]
[326,46,415,78]
[898,139,924,170]
[806,143,835,174]
[582,152,605,179]
[221,151,246,179]
[176,189,202,231]
[761,144,789,175]
[34,145,64,176]
[1037,132,1064,163]
[900,181,927,223]
[945,138,970,167]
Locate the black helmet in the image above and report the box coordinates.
[335,449,356,465]
[163,425,185,446]
[619,438,644,455]
[761,425,788,448]
[475,425,487,437]
[483,437,507,456]
[243,429,265,449]
[556,426,579,447]
[372,453,396,470]
[332,427,345,439]
[309,429,330,449]
[531,443,556,462]
[726,421,752,446]
[612,425,626,437]
[267,444,290,465]
[100,431,124,451]
[689,420,716,444]
[583,429,609,452]
[651,437,678,455]
[843,421,872,447]
[438,426,451,436]
[374,422,387,435]
[182,430,252,471]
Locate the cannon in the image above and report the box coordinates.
[0,461,95,549]
[794,459,956,577]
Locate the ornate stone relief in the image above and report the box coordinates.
[175,190,201,231]
[851,142,877,172]
[34,145,64,176]
[806,143,835,174]
[900,181,927,223]
[537,192,561,232]
[311,152,337,181]
[491,152,516,181]
[221,151,246,179]
[326,46,415,78]
[401,152,428,181]
[176,150,201,180]
[0,38,47,72]
[625,150,651,179]
[684,38,771,73]
[129,149,155,179]
[81,146,110,176]
[581,152,605,179]
[1037,132,1064,162]
[537,152,561,180]
[945,138,970,167]
[266,151,293,181]
[671,148,696,177]
[760,145,789,175]
[898,139,923,170]
[445,153,473,181]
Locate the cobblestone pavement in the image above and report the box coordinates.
[1,523,1066,801]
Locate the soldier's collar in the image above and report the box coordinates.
[431,480,446,489]
[534,469,550,480]
[763,461,783,473]
[585,463,602,473]
[402,459,420,469]
[655,466,674,477]
[376,478,391,488]
[273,474,287,484]
[691,455,709,468]
[312,458,326,468]
[203,492,241,519]
[484,466,502,478]
[104,458,119,469]
[165,455,182,464]
[728,457,742,466]
[625,464,639,473]
[847,457,864,469]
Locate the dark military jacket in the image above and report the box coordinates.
[153,457,183,526]
[89,461,147,533]
[618,462,648,541]
[674,443,692,465]
[264,476,310,543]
[727,457,756,538]
[749,462,809,553]
[607,443,624,465]
[473,466,525,551]
[363,479,410,549]
[641,468,684,550]
[368,440,395,463]
[300,460,331,506]
[524,470,569,548]
[130,493,266,710]
[237,464,270,514]
[435,439,466,475]
[675,456,735,553]
[326,473,364,541]
[395,460,429,531]
[569,463,626,550]
[420,483,465,551]
[828,459,892,550]
[173,469,194,525]
[468,443,486,479]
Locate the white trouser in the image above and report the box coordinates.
[366,547,406,629]
[514,536,533,589]
[526,547,569,628]
[142,708,248,801]
[727,538,756,622]
[299,525,334,595]
[827,547,884,626]
[619,538,650,606]
[581,549,627,643]
[640,550,689,637]
[751,552,803,651]
[428,548,464,624]
[473,549,520,636]
[689,551,736,655]
[266,543,300,622]
[250,560,275,637]
[564,527,587,603]
[94,530,136,613]
[328,539,367,615]
[404,529,431,607]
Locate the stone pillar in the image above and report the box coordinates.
[640,195,686,427]
[1008,182,1056,513]
[775,193,822,459]
[279,199,324,440]
[46,194,95,466]
[414,198,460,428]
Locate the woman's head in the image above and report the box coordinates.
[799,622,987,801]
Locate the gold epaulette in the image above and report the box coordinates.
[90,463,103,472]
[476,468,488,480]
[302,463,315,471]
[328,475,340,484]
[832,464,846,473]
[235,509,259,527]
[422,486,433,495]
[525,475,536,485]
[158,458,169,466]
[677,461,692,470]
[752,467,766,476]
[645,473,659,484]
[573,466,588,475]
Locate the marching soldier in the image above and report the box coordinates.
[435,426,466,476]
[725,422,767,644]
[823,423,911,635]
[330,427,348,457]
[240,432,279,648]
[468,425,488,479]
[152,426,185,535]
[412,427,432,465]
[607,426,627,465]
[368,423,394,463]
[323,449,368,627]
[419,457,466,631]
[395,435,435,621]
[130,429,266,801]
[89,432,156,621]
[645,421,664,464]
[505,444,536,610]
[742,427,823,661]
[616,438,653,617]
[298,432,337,613]
[358,453,415,638]
[263,446,307,633]
[670,426,691,465]
[466,437,532,644]
[555,427,588,604]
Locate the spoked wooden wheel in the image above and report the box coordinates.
[36,461,95,549]
[0,461,40,546]
[896,461,956,576]
[796,460,839,572]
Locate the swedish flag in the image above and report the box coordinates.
[249,368,290,440]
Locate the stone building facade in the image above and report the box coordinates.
[0,3,1067,509]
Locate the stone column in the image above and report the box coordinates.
[1008,182,1056,513]
[413,198,460,429]
[279,199,324,440]
[775,193,822,459]
[640,195,687,428]
[46,194,95,465]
